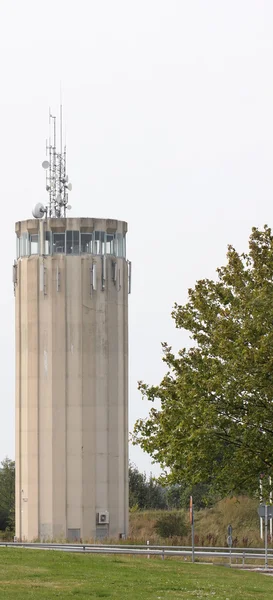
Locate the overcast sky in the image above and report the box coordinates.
[0,1,273,476]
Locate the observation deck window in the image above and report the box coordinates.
[116,233,126,258]
[53,232,65,254]
[101,232,106,255]
[17,229,126,258]
[30,234,39,255]
[106,234,115,255]
[81,232,93,254]
[66,230,79,255]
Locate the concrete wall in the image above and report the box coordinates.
[15,218,129,541]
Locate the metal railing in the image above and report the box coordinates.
[0,542,272,565]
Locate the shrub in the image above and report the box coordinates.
[0,530,13,541]
[154,512,189,538]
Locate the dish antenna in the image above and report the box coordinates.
[42,160,50,169]
[66,183,72,191]
[32,203,46,219]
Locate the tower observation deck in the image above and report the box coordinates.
[14,112,131,541]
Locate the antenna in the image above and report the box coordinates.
[32,202,46,219]
[38,104,72,219]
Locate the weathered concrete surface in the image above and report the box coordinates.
[15,218,129,541]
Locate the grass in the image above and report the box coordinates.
[0,548,273,599]
[129,496,270,547]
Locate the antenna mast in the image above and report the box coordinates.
[42,107,72,218]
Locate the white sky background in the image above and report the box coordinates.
[0,1,273,476]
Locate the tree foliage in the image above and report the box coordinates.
[133,226,273,497]
[0,458,15,532]
[129,462,216,510]
[129,462,167,509]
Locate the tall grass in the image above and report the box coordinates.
[129,496,271,547]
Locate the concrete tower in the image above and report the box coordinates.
[14,113,131,541]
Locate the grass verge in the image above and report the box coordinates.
[129,497,270,547]
[0,548,273,599]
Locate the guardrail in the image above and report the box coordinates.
[0,542,273,565]
[0,542,270,552]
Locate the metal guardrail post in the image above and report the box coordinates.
[191,500,195,564]
[265,504,268,570]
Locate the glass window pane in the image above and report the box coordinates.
[81,232,93,254]
[106,234,114,255]
[66,231,80,255]
[30,234,39,255]
[73,231,79,255]
[53,233,65,254]
[16,237,20,259]
[101,231,105,255]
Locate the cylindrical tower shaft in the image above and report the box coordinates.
[14,217,130,541]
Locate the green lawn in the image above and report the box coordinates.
[0,548,272,599]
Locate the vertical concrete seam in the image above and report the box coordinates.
[37,257,40,540]
[18,259,22,541]
[106,257,110,530]
[81,257,84,538]
[64,256,68,539]
[124,258,129,536]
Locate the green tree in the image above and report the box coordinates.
[129,462,148,508]
[166,484,182,509]
[146,473,167,509]
[133,226,273,497]
[166,482,219,510]
[129,462,167,509]
[0,458,15,531]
